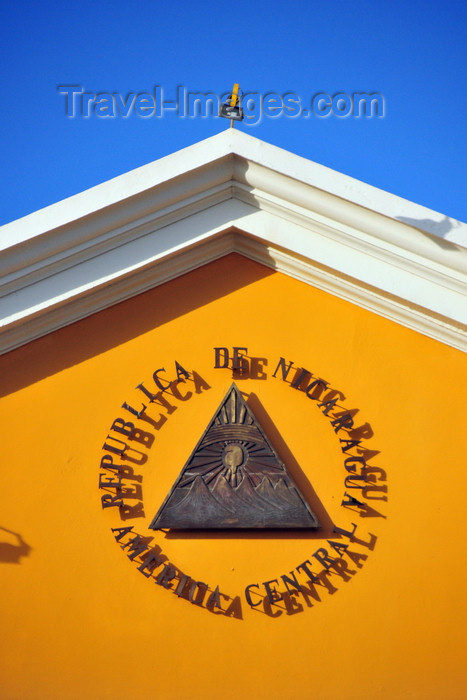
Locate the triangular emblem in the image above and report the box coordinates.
[149,384,320,529]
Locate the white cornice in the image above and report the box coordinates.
[0,130,466,354]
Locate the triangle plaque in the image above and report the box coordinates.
[149,384,320,529]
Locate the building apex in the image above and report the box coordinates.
[0,130,466,354]
[2,129,466,250]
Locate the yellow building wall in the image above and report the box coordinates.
[1,253,466,700]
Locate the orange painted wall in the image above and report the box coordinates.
[1,253,466,700]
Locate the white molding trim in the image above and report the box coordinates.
[1,131,466,354]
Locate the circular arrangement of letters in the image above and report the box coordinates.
[99,347,387,619]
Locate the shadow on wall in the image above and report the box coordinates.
[0,527,31,563]
[0,252,275,398]
[396,214,463,250]
[0,155,268,396]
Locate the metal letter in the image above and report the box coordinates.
[244,583,262,607]
[155,564,177,589]
[340,439,361,453]
[263,579,283,604]
[296,560,318,583]
[138,551,165,578]
[312,547,335,569]
[214,347,230,368]
[290,368,312,390]
[175,361,190,381]
[331,413,354,433]
[281,571,301,594]
[272,357,295,381]
[305,379,328,400]
[232,347,248,371]
[111,418,134,438]
[153,368,171,392]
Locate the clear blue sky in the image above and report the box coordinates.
[1,0,466,226]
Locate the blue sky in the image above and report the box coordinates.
[1,0,466,226]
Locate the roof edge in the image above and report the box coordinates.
[0,131,465,355]
[2,129,466,249]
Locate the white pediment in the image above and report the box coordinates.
[1,129,466,353]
